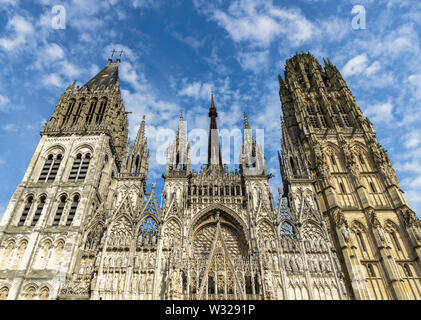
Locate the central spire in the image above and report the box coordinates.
[207,94,223,168]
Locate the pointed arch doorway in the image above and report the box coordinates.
[185,210,256,300]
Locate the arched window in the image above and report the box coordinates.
[290,157,297,176]
[53,195,67,226]
[356,232,367,252]
[62,99,75,126]
[38,154,62,183]
[403,264,413,277]
[24,287,35,300]
[133,156,139,176]
[342,115,352,127]
[68,153,91,182]
[319,115,328,127]
[39,287,49,300]
[0,287,8,300]
[38,155,53,182]
[307,105,315,115]
[236,185,241,196]
[367,264,376,277]
[0,241,14,269]
[309,116,319,128]
[86,99,97,125]
[31,196,46,227]
[66,195,79,226]
[95,99,107,125]
[338,105,346,113]
[72,100,84,126]
[280,222,295,238]
[19,196,34,226]
[48,154,62,182]
[138,216,159,240]
[78,153,91,181]
[390,231,401,251]
[14,241,27,268]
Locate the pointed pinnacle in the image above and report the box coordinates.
[244,112,250,129]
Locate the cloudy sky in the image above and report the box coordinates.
[0,0,420,217]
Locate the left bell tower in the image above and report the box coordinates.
[0,53,129,300]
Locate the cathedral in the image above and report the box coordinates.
[0,53,420,300]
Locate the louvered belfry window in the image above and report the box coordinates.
[53,195,67,226]
[18,196,33,226]
[39,154,62,183]
[86,99,97,125]
[63,100,75,126]
[95,99,107,125]
[68,153,91,182]
[31,196,46,227]
[66,195,79,226]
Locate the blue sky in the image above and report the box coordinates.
[0,0,420,217]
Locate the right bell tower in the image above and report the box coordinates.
[278,53,421,300]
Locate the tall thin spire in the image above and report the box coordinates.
[207,94,223,168]
[244,112,250,129]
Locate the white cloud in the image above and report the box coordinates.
[2,123,18,132]
[0,15,34,51]
[342,54,368,77]
[237,50,269,73]
[363,101,394,124]
[210,0,318,48]
[0,94,10,111]
[179,81,213,100]
[44,43,65,61]
[43,73,63,87]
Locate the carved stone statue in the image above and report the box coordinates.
[340,223,350,243]
[412,225,421,242]
[376,224,385,242]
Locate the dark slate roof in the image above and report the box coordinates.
[81,61,119,91]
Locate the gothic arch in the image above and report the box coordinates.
[137,213,160,230]
[190,209,249,259]
[350,219,367,233]
[279,220,296,238]
[22,284,37,300]
[384,219,401,232]
[0,285,10,300]
[84,221,104,250]
[43,144,66,157]
[188,203,248,241]
[161,218,182,247]
[301,220,325,238]
[256,218,277,241]
[73,144,94,156]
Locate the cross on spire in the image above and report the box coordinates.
[109,49,117,62]
[117,50,124,62]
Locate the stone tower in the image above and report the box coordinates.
[278,53,421,300]
[0,54,148,300]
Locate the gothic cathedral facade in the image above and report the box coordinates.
[0,53,420,300]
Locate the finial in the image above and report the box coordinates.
[117,50,124,63]
[244,112,250,129]
[180,112,183,120]
[109,49,116,63]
